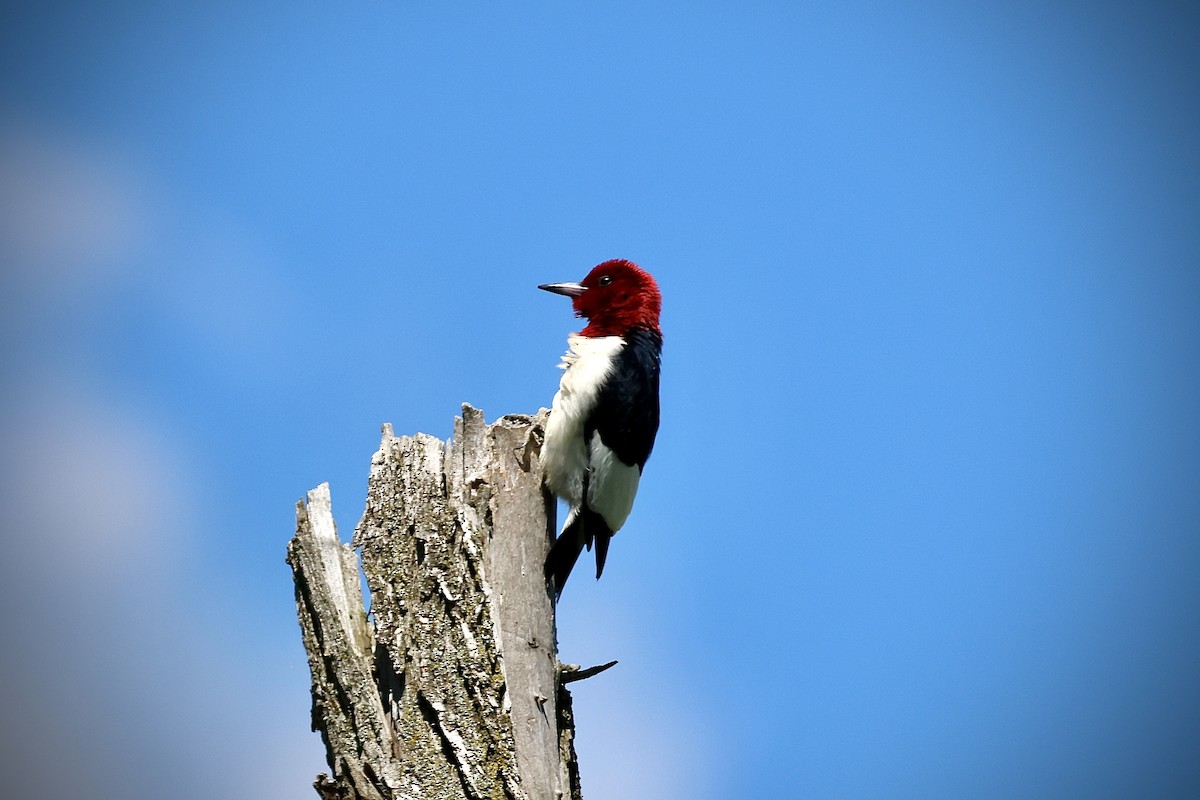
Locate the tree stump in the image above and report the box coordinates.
[287,405,582,800]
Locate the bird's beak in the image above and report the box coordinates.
[538,282,587,298]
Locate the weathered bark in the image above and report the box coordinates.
[287,405,581,800]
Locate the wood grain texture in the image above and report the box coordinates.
[288,406,580,800]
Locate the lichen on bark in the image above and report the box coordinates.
[288,406,581,800]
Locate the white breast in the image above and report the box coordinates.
[541,334,624,507]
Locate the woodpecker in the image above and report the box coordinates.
[539,259,662,597]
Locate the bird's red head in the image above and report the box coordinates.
[539,259,662,338]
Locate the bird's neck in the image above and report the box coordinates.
[580,316,661,339]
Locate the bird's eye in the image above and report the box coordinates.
[598,275,613,286]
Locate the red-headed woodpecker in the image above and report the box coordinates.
[539,259,662,597]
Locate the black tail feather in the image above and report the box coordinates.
[546,518,585,599]
[546,505,614,598]
[594,531,612,579]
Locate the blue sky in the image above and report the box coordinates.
[1,3,1197,799]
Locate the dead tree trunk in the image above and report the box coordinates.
[287,405,583,800]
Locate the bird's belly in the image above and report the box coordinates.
[542,402,587,505]
[586,433,641,532]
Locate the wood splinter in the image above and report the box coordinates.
[560,660,619,684]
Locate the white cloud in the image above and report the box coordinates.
[0,121,320,800]
[0,124,147,302]
[0,378,188,577]
[0,117,300,386]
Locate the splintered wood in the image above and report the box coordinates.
[287,406,581,800]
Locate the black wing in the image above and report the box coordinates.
[583,326,662,470]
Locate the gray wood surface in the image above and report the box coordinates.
[287,406,580,800]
